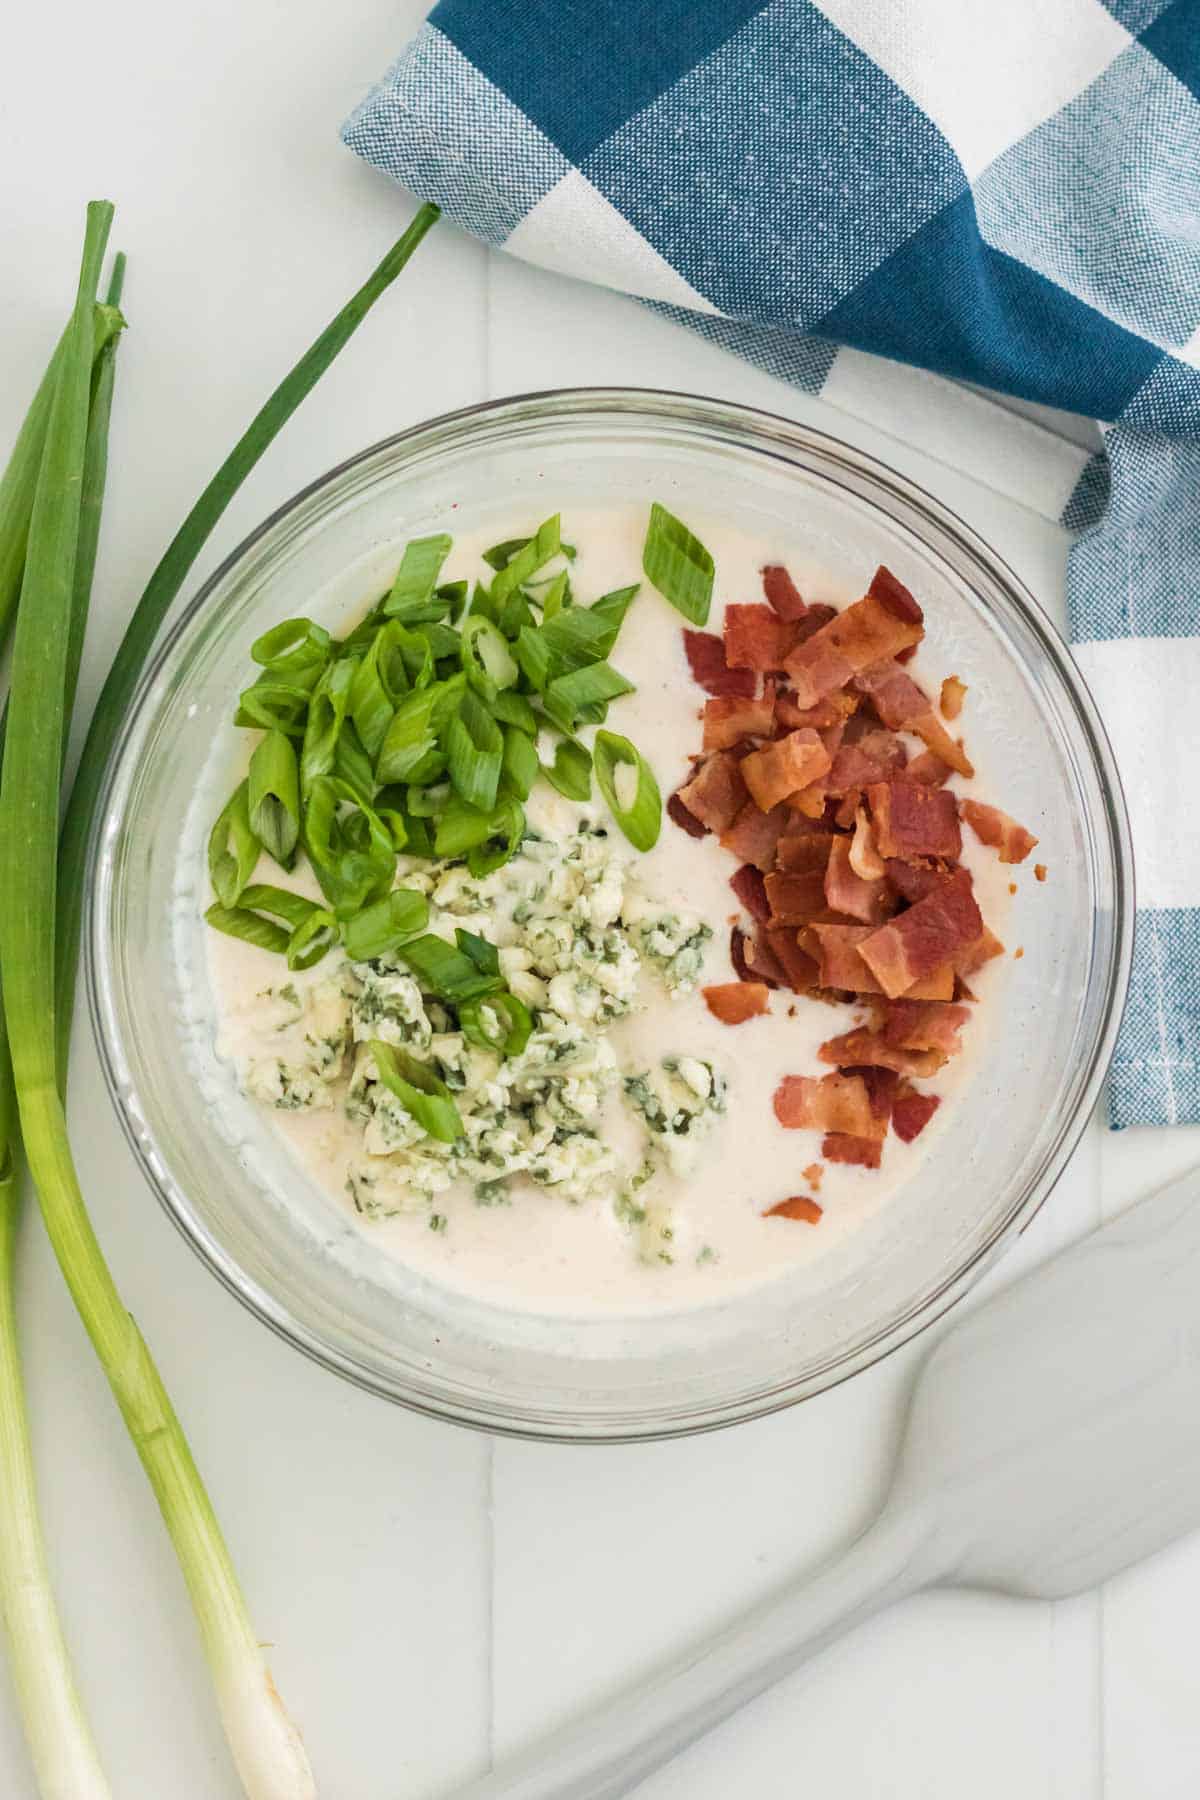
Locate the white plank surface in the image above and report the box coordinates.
[1,4,1197,1796]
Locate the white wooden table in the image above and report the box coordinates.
[2,4,1197,1794]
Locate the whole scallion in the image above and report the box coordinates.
[0,199,441,1800]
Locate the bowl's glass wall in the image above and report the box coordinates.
[88,392,1131,1438]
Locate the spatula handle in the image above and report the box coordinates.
[457,1503,934,1800]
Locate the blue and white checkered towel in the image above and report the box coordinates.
[343,0,1200,1128]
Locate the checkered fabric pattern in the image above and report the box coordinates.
[343,0,1200,1127]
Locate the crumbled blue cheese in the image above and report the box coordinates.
[623,1055,728,1177]
[231,824,727,1264]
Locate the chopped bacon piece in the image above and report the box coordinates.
[746,932,790,988]
[666,791,708,839]
[789,784,832,821]
[849,806,885,880]
[761,565,809,622]
[859,870,983,998]
[1035,863,1047,882]
[892,1091,940,1143]
[702,690,776,751]
[808,924,954,998]
[730,863,770,922]
[783,591,924,707]
[682,629,757,698]
[775,688,859,731]
[678,752,748,834]
[854,660,974,778]
[883,1000,970,1055]
[857,1065,900,1120]
[824,834,893,925]
[883,859,948,906]
[941,675,967,720]
[818,1028,946,1079]
[773,1071,884,1138]
[827,736,907,797]
[703,982,770,1025]
[730,925,757,985]
[867,779,962,862]
[822,1132,883,1170]
[903,750,952,787]
[765,869,828,927]
[868,565,924,625]
[765,1195,824,1223]
[720,801,789,872]
[960,799,1039,865]
[802,1162,824,1188]
[791,603,838,644]
[742,728,832,812]
[777,830,835,874]
[957,925,1005,976]
[724,604,799,672]
[766,929,821,993]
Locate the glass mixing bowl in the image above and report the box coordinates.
[87,389,1132,1440]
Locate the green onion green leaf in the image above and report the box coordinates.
[454,928,500,979]
[394,935,505,1001]
[208,780,259,907]
[247,728,301,867]
[445,688,503,812]
[250,617,330,681]
[458,992,533,1059]
[642,502,714,625]
[544,659,634,724]
[460,614,518,700]
[341,887,430,962]
[490,514,561,602]
[541,737,593,803]
[500,725,538,800]
[382,533,453,621]
[203,903,291,957]
[287,907,338,971]
[593,730,662,852]
[368,1040,463,1142]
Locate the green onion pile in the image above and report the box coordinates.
[204,499,715,979]
[0,199,439,1798]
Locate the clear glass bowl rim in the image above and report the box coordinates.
[85,386,1134,1442]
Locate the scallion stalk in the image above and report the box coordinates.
[1,200,439,1800]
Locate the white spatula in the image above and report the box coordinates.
[460,1165,1200,1800]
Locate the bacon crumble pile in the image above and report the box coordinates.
[672,564,1039,1223]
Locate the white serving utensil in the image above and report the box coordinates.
[460,1165,1200,1799]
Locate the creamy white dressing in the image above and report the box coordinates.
[205,505,1015,1317]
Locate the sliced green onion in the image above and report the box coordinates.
[433,795,496,858]
[540,606,612,669]
[402,746,449,788]
[299,654,354,792]
[545,660,634,723]
[406,779,451,818]
[303,777,397,920]
[236,884,319,930]
[437,578,468,612]
[203,904,291,956]
[500,725,538,800]
[247,728,300,867]
[589,583,640,650]
[250,617,330,681]
[333,718,376,802]
[383,533,452,620]
[542,737,593,803]
[492,689,538,734]
[490,514,561,602]
[594,730,662,851]
[539,570,570,619]
[400,812,433,858]
[347,630,395,758]
[515,624,554,692]
[368,1040,463,1142]
[642,502,714,625]
[466,797,525,878]
[394,935,504,1001]
[341,887,430,961]
[458,992,533,1058]
[208,780,259,907]
[446,689,503,812]
[454,928,500,979]
[414,619,461,662]
[287,908,338,971]
[375,685,440,784]
[234,676,311,735]
[460,614,518,699]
